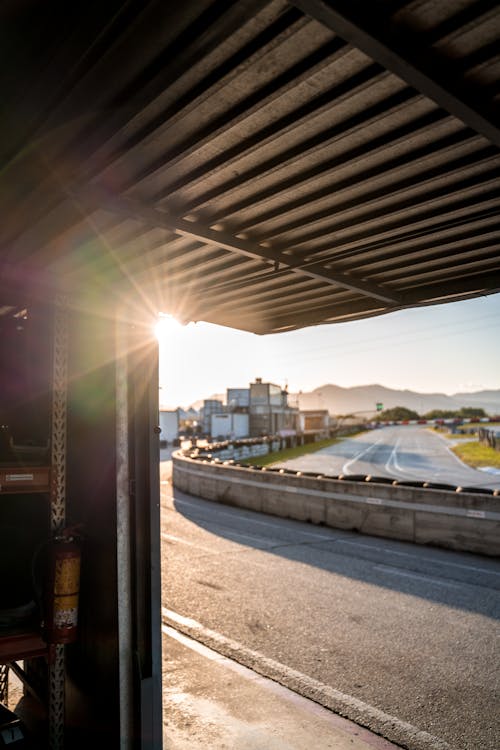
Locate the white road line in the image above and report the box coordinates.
[433,430,491,476]
[170,497,500,575]
[161,532,283,570]
[336,539,500,576]
[342,436,384,474]
[385,435,404,475]
[162,530,272,553]
[204,524,276,545]
[385,443,397,474]
[162,608,450,750]
[164,530,500,581]
[162,532,219,554]
[374,564,463,588]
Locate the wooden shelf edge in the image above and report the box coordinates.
[0,466,51,494]
[0,630,48,663]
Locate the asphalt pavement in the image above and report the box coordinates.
[274,425,500,489]
[161,454,402,749]
[161,455,500,750]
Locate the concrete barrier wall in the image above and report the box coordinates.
[172,453,500,557]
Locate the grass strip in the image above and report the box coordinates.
[452,441,500,469]
[240,435,361,467]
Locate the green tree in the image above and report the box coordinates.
[458,407,486,418]
[424,407,487,420]
[377,406,420,421]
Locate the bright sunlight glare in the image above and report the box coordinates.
[156,294,500,408]
[155,314,183,341]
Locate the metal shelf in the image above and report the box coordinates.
[0,467,51,495]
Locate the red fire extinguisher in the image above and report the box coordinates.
[43,527,82,645]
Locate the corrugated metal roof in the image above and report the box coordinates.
[1,0,499,332]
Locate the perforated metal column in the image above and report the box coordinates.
[49,299,69,750]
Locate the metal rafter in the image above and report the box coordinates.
[402,270,500,302]
[2,1,499,335]
[73,185,402,304]
[291,0,500,148]
[264,269,500,332]
[127,27,348,193]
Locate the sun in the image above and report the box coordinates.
[154,314,182,341]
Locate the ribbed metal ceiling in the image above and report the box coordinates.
[1,0,499,332]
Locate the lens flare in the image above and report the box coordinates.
[155,315,182,340]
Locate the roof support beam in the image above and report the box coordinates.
[73,185,402,304]
[291,0,500,148]
[264,272,500,332]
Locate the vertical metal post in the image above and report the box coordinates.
[0,664,9,704]
[116,316,133,749]
[49,298,69,750]
[143,335,163,750]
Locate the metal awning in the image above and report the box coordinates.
[1,0,499,333]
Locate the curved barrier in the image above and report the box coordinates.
[172,451,500,557]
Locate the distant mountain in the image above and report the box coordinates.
[183,384,500,416]
[290,384,500,416]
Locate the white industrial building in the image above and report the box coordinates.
[159,409,179,443]
[211,412,249,440]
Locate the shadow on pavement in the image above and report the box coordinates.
[170,482,500,621]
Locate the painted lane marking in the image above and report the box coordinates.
[203,525,278,545]
[384,432,456,483]
[433,430,496,479]
[335,539,500,576]
[285,426,498,489]
[342,436,384,474]
[162,530,274,553]
[384,436,400,474]
[161,532,500,588]
[384,435,416,479]
[161,532,285,571]
[374,564,463,589]
[479,466,500,475]
[162,608,451,750]
[162,532,219,555]
[170,493,500,576]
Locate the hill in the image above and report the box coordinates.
[183,385,500,416]
[291,384,500,416]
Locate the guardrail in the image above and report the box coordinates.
[172,448,500,557]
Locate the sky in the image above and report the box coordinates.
[157,292,500,409]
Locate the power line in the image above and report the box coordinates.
[265,312,500,365]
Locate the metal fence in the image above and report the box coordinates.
[479,428,500,451]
